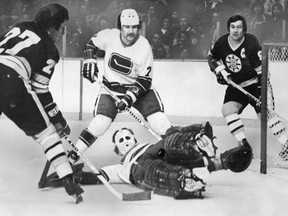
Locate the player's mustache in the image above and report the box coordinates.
[127,33,135,37]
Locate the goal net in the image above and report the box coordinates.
[261,43,288,173]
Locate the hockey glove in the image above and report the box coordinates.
[82,49,99,83]
[117,94,133,112]
[116,86,140,112]
[219,141,253,173]
[214,65,230,85]
[45,102,71,137]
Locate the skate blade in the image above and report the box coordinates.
[73,194,83,204]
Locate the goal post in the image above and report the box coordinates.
[260,42,288,173]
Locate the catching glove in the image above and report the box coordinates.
[116,86,140,112]
[220,140,253,173]
[45,102,71,137]
[214,65,230,85]
[81,49,99,83]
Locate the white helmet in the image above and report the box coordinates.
[120,9,139,26]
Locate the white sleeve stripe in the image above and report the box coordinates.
[214,64,226,74]
[0,55,31,80]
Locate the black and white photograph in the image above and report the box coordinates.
[0,0,288,215]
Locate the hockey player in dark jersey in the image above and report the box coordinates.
[208,15,288,166]
[40,122,253,199]
[207,15,258,168]
[0,3,83,203]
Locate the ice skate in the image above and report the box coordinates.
[38,163,84,189]
[61,174,84,204]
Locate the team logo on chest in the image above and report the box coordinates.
[108,52,133,75]
[225,54,242,73]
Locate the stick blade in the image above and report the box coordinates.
[122,190,152,201]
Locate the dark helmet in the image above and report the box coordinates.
[227,14,247,33]
[34,3,69,30]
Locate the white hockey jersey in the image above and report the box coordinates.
[89,28,154,87]
[101,143,153,184]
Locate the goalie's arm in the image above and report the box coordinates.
[100,164,126,184]
[80,164,126,185]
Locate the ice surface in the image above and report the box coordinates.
[0,118,287,216]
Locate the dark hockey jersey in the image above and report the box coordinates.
[208,33,262,85]
[0,21,60,105]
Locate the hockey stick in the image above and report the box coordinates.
[227,78,288,145]
[98,81,162,141]
[227,79,261,105]
[64,136,152,201]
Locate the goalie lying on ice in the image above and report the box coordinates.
[41,122,253,199]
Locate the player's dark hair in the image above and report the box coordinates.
[34,3,69,30]
[227,15,247,33]
[116,14,142,29]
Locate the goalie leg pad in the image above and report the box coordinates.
[163,131,204,165]
[195,133,217,158]
[268,115,288,145]
[141,159,205,198]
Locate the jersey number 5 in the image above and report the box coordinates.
[0,27,41,55]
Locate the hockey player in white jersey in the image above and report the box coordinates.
[68,9,171,163]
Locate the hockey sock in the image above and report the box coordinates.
[35,126,73,178]
[76,128,97,153]
[225,114,246,142]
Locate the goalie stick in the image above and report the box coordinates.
[227,78,288,146]
[64,136,152,201]
[98,81,162,141]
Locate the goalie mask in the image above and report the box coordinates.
[112,128,137,156]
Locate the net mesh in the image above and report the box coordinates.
[268,46,288,62]
[265,43,288,167]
